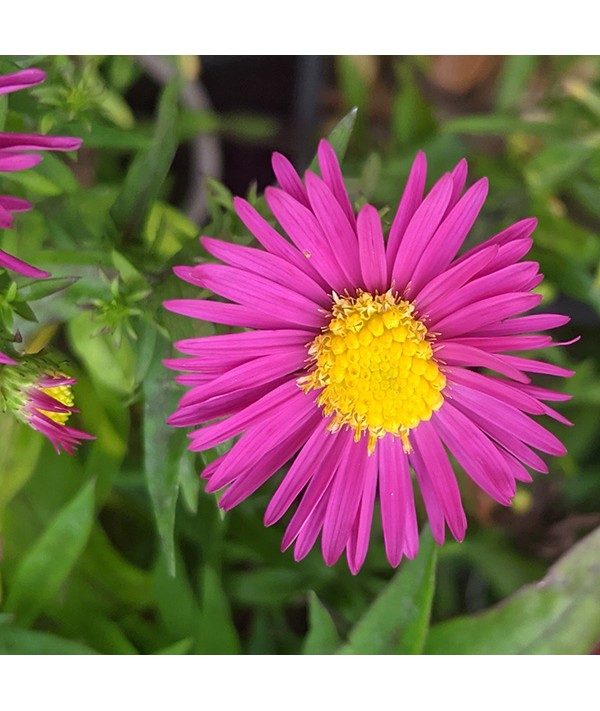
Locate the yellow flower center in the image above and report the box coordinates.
[38,382,74,426]
[299,290,446,454]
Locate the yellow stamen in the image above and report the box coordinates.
[38,380,74,426]
[298,289,446,454]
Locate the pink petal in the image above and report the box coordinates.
[356,204,387,293]
[272,152,309,207]
[317,139,356,227]
[390,173,454,292]
[386,151,427,271]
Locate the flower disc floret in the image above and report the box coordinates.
[299,289,446,453]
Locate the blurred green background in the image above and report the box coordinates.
[0,55,599,655]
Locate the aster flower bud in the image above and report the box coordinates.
[0,355,94,454]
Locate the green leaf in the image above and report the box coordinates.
[5,479,96,626]
[17,276,79,302]
[444,115,558,138]
[425,525,600,654]
[495,56,538,112]
[0,625,97,654]
[0,417,44,510]
[67,310,136,396]
[309,107,358,172]
[195,566,241,654]
[109,79,180,244]
[336,56,369,113]
[143,338,190,573]
[303,591,341,654]
[524,140,597,193]
[338,527,437,654]
[153,638,194,655]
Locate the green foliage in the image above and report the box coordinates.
[338,528,437,655]
[426,526,600,654]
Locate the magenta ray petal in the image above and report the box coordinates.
[200,237,329,306]
[431,292,542,339]
[175,328,311,356]
[0,133,82,152]
[0,351,17,365]
[0,249,50,278]
[446,158,468,213]
[264,417,334,526]
[446,367,544,415]
[386,151,427,271]
[176,263,325,329]
[456,217,538,266]
[436,342,531,383]
[390,173,453,290]
[426,262,540,326]
[0,205,13,228]
[218,413,320,511]
[433,402,517,504]
[233,197,325,285]
[346,453,378,574]
[357,204,387,292]
[168,383,278,427]
[409,178,489,296]
[282,430,353,551]
[164,298,315,330]
[414,244,498,313]
[265,186,349,291]
[183,351,303,413]
[0,196,32,213]
[475,313,570,336]
[450,383,566,456]
[305,171,362,285]
[317,139,356,227]
[205,389,318,492]
[272,152,309,207]
[445,334,552,353]
[186,378,298,444]
[0,68,46,94]
[449,392,550,473]
[0,153,43,172]
[412,422,467,543]
[379,436,418,564]
[321,436,369,566]
[499,354,575,378]
[294,490,330,562]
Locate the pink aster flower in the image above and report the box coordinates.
[164,140,573,573]
[1,359,94,454]
[0,68,82,278]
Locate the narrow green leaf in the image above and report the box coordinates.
[524,140,596,193]
[426,525,600,654]
[195,566,241,654]
[309,107,358,172]
[338,527,437,655]
[303,591,341,655]
[444,115,558,138]
[153,550,201,640]
[153,638,194,655]
[5,479,96,626]
[0,418,44,509]
[143,338,189,573]
[495,56,538,112]
[0,625,97,654]
[17,276,79,302]
[109,79,180,243]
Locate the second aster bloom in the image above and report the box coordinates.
[1,356,94,454]
[165,140,573,573]
[0,68,82,278]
